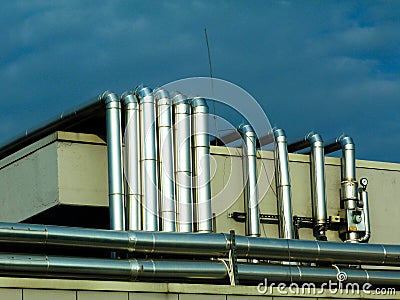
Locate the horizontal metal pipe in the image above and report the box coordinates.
[0,253,399,286]
[1,222,399,266]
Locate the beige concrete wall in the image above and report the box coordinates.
[0,134,59,222]
[0,131,399,245]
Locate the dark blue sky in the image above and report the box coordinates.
[0,1,399,162]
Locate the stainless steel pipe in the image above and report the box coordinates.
[1,222,400,266]
[191,97,212,233]
[102,91,125,231]
[155,89,176,232]
[273,129,294,239]
[135,86,159,231]
[237,124,260,237]
[325,135,360,241]
[173,93,193,232]
[288,132,327,240]
[121,92,141,231]
[0,253,400,286]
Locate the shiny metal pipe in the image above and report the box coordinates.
[0,253,226,281]
[121,92,141,231]
[155,89,176,232]
[102,91,125,231]
[0,222,400,266]
[358,189,371,243]
[135,86,159,231]
[0,253,400,286]
[325,135,359,241]
[288,132,327,240]
[237,124,260,237]
[191,98,212,233]
[173,93,193,232]
[273,129,294,239]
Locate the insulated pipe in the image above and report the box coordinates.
[273,129,294,239]
[155,89,176,232]
[173,93,193,232]
[1,222,400,266]
[0,253,400,286]
[325,135,359,241]
[288,132,327,241]
[191,97,212,233]
[135,86,159,231]
[237,124,260,237]
[121,92,141,231]
[358,188,371,243]
[102,91,125,231]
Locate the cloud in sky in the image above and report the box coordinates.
[0,1,399,162]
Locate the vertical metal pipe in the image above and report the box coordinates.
[121,92,141,231]
[173,93,193,232]
[358,187,371,243]
[273,128,294,239]
[191,98,212,233]
[287,132,327,240]
[308,133,328,240]
[237,124,260,237]
[102,91,125,231]
[155,89,176,232]
[135,86,159,232]
[338,136,359,241]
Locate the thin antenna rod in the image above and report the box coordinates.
[204,28,213,79]
[204,28,218,141]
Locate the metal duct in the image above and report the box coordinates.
[237,124,260,237]
[191,97,212,233]
[173,93,193,232]
[0,253,400,286]
[325,135,361,242]
[102,91,125,231]
[1,222,400,266]
[273,129,294,239]
[288,132,327,241]
[121,92,141,231]
[135,86,159,231]
[155,89,176,232]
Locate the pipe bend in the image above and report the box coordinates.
[134,85,153,99]
[306,132,323,145]
[273,128,286,138]
[100,91,120,106]
[337,135,355,150]
[121,91,137,105]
